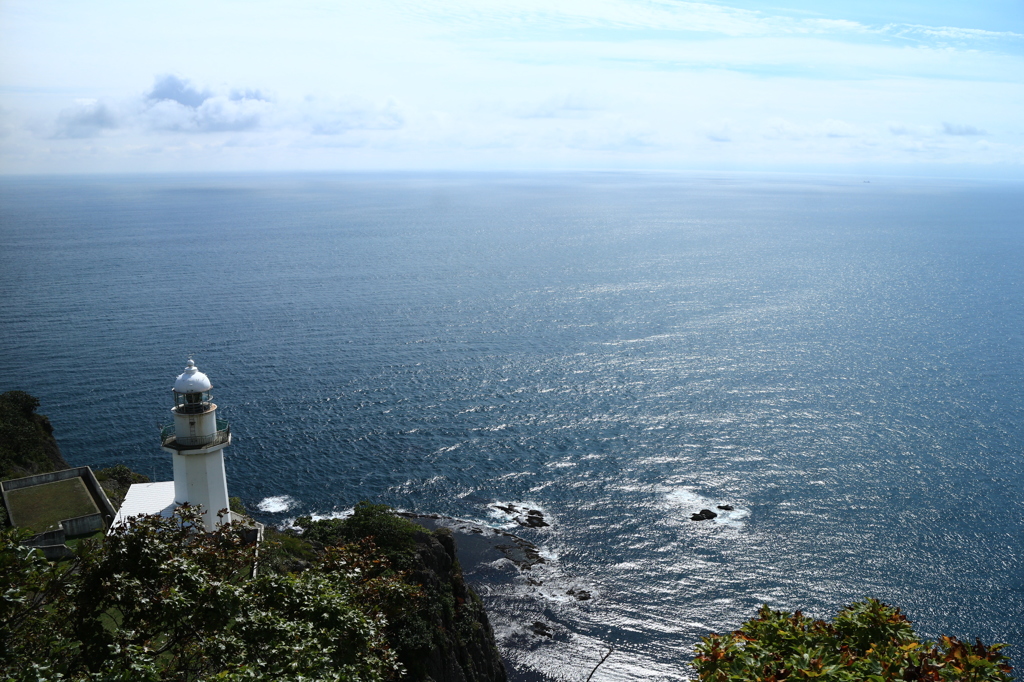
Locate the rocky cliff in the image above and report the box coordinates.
[0,390,69,480]
[289,502,508,682]
[408,526,508,682]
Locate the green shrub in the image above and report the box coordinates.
[294,503,488,680]
[692,599,1014,682]
[296,501,419,568]
[95,464,150,510]
[228,495,247,516]
[261,525,317,573]
[0,507,409,680]
[94,464,147,487]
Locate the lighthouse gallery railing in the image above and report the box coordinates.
[160,419,231,448]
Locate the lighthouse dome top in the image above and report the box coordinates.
[173,359,213,393]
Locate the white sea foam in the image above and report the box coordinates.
[257,495,297,513]
[537,545,560,562]
[309,509,353,521]
[280,508,353,531]
[665,488,749,529]
[487,500,553,530]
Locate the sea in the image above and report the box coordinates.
[1,172,1022,680]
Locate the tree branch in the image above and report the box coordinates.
[585,646,613,682]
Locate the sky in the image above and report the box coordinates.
[1,0,1022,176]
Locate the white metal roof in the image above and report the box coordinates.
[173,359,213,393]
[109,481,177,532]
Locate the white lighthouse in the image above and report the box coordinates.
[158,359,233,531]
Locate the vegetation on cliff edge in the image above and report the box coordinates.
[93,463,151,509]
[0,390,69,481]
[1,506,411,681]
[692,599,1013,681]
[288,502,508,682]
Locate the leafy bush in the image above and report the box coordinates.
[95,463,148,488]
[294,503,496,681]
[692,599,1014,682]
[1,506,412,681]
[95,464,151,509]
[260,524,319,574]
[296,501,419,568]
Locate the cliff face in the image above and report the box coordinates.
[0,390,69,480]
[409,527,508,682]
[289,503,508,682]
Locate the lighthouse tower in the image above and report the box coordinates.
[159,359,233,531]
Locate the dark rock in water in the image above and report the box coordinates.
[717,505,734,511]
[490,504,551,528]
[532,621,554,638]
[691,509,718,521]
[521,514,550,528]
[496,543,546,570]
[567,588,591,601]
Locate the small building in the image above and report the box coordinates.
[1,466,117,560]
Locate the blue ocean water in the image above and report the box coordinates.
[1,172,1022,679]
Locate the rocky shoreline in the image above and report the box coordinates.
[398,511,550,573]
[399,508,601,681]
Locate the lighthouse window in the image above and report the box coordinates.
[176,390,211,414]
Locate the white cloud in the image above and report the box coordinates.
[403,0,857,38]
[888,24,1023,42]
[53,100,120,138]
[0,107,18,140]
[138,76,272,133]
[144,96,271,133]
[820,119,860,138]
[761,118,806,140]
[147,75,211,108]
[942,122,985,136]
[51,76,406,138]
[703,120,733,142]
[404,0,1022,45]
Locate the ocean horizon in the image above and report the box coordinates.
[2,171,1022,680]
